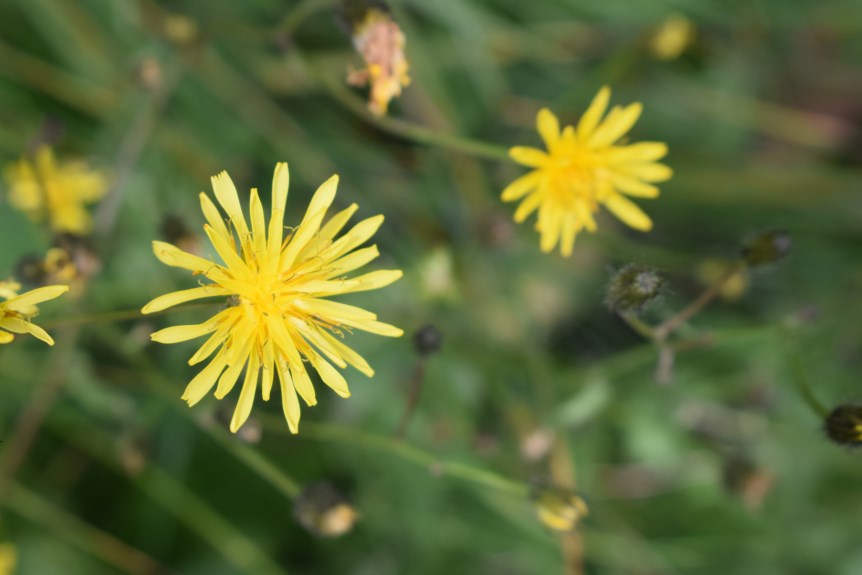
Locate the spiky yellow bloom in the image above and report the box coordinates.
[0,543,16,575]
[4,146,108,234]
[502,86,672,256]
[0,280,68,345]
[142,163,403,433]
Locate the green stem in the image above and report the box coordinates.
[266,418,528,497]
[45,413,291,575]
[3,482,177,575]
[305,56,509,161]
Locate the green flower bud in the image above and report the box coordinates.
[740,230,791,267]
[605,263,665,313]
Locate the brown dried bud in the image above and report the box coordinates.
[824,404,862,447]
[606,263,665,313]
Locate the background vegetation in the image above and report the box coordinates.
[1,1,861,573]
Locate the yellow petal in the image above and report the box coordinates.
[204,224,249,276]
[200,193,232,248]
[230,352,260,433]
[347,269,403,293]
[261,338,276,401]
[577,86,611,140]
[316,215,384,264]
[338,317,403,337]
[501,171,541,202]
[249,188,267,256]
[509,147,548,167]
[152,241,216,274]
[210,171,249,241]
[151,315,223,343]
[141,285,229,314]
[324,245,379,278]
[295,298,377,322]
[182,351,228,406]
[513,192,543,223]
[537,108,561,150]
[590,103,643,148]
[0,317,54,345]
[188,324,231,365]
[277,359,301,434]
[603,193,653,231]
[308,353,351,398]
[560,215,578,257]
[319,331,375,377]
[3,285,68,311]
[606,142,668,163]
[617,163,673,182]
[610,174,660,198]
[539,211,562,253]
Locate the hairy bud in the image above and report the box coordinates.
[741,230,791,267]
[605,263,665,313]
[413,324,442,356]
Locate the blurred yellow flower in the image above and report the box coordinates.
[502,86,672,256]
[0,280,68,345]
[346,8,411,116]
[0,543,15,575]
[651,14,695,60]
[142,163,403,433]
[4,146,108,234]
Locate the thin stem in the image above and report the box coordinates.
[653,262,744,341]
[44,411,291,575]
[305,56,510,161]
[395,358,428,439]
[3,481,178,575]
[618,312,657,341]
[93,61,182,239]
[271,419,529,497]
[279,0,338,36]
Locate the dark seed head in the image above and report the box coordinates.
[824,404,862,447]
[413,324,442,356]
[741,230,791,267]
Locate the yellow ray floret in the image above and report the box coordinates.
[142,163,403,434]
[0,280,69,345]
[502,86,672,256]
[4,146,108,234]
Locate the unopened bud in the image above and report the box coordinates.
[741,230,791,267]
[531,485,589,533]
[413,324,442,356]
[293,482,359,538]
[824,404,862,447]
[605,263,665,313]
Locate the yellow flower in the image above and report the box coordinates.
[0,543,16,575]
[651,14,695,61]
[346,8,411,116]
[0,280,68,345]
[142,163,403,433]
[502,86,672,256]
[4,146,108,234]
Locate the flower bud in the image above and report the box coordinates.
[605,263,665,313]
[413,324,442,356]
[531,485,589,533]
[293,482,359,538]
[740,230,791,267]
[824,404,862,447]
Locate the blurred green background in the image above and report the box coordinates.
[1,0,862,574]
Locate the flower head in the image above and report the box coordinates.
[502,86,672,256]
[0,280,68,345]
[4,146,108,234]
[346,7,411,116]
[142,163,403,433]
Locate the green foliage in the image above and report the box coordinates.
[2,0,862,573]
